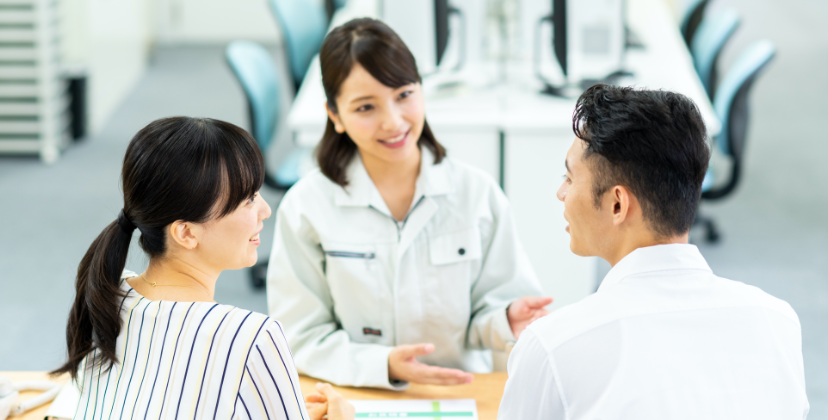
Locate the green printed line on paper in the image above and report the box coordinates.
[354,412,474,418]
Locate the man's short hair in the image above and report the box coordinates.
[573,84,710,238]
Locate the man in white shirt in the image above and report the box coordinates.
[498,84,809,419]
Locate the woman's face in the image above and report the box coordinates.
[194,191,271,271]
[327,64,425,166]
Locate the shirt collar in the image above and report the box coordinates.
[334,147,453,207]
[598,244,712,291]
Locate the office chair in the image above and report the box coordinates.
[694,40,776,243]
[680,0,710,47]
[324,0,347,22]
[691,9,741,99]
[268,0,328,95]
[226,40,309,288]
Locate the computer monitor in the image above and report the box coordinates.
[435,0,451,66]
[552,0,567,76]
[536,0,625,92]
[382,0,464,75]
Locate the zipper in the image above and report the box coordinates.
[324,251,376,259]
[371,195,426,242]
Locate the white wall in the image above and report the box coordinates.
[59,0,290,135]
[153,0,284,45]
[61,0,152,132]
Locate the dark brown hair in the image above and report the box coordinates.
[573,84,709,238]
[317,17,445,186]
[51,117,264,380]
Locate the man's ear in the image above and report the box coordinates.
[609,185,633,227]
[168,220,200,250]
[325,103,345,134]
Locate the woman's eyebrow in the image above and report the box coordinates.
[350,95,374,104]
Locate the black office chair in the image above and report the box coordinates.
[694,41,776,243]
[680,0,711,47]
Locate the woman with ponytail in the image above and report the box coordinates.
[52,117,353,420]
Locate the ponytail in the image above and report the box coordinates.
[51,117,265,381]
[51,210,135,380]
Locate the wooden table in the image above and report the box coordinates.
[1,372,507,420]
[1,372,69,420]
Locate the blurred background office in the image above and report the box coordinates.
[0,0,825,416]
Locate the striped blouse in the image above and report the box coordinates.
[74,277,310,420]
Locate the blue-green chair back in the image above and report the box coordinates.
[702,40,775,198]
[269,0,328,91]
[680,0,710,46]
[691,9,741,98]
[226,41,281,152]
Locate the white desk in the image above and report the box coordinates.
[286,0,720,310]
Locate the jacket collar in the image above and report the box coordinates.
[598,244,712,291]
[333,147,453,208]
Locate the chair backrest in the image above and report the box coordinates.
[713,40,776,162]
[680,0,710,47]
[268,0,328,90]
[324,0,347,22]
[691,9,741,98]
[225,41,281,152]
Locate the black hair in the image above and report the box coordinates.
[573,84,710,238]
[316,17,445,186]
[52,117,264,380]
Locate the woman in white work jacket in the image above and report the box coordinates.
[267,18,551,390]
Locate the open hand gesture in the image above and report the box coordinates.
[507,296,553,339]
[388,343,474,385]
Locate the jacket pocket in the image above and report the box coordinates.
[424,227,481,331]
[322,243,386,344]
[428,226,482,265]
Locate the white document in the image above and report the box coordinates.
[350,399,478,419]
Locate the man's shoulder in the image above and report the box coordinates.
[716,275,801,326]
[525,292,623,352]
[527,274,802,353]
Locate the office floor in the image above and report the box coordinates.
[1,0,826,416]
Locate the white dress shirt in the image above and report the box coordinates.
[498,244,809,420]
[267,148,543,389]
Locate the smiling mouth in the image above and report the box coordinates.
[249,233,260,242]
[379,130,409,145]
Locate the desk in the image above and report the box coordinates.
[286,0,720,310]
[1,372,507,420]
[1,372,69,420]
[299,373,506,420]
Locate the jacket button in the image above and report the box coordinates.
[458,248,466,255]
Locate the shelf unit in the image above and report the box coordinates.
[0,0,68,163]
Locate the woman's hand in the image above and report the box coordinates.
[507,296,553,339]
[388,343,474,385]
[304,383,355,420]
[305,392,328,420]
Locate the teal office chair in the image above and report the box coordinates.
[324,0,347,21]
[691,9,741,99]
[226,40,307,288]
[680,0,710,47]
[695,40,776,242]
[268,0,328,94]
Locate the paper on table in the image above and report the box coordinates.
[44,379,80,419]
[350,399,478,419]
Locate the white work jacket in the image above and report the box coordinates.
[266,148,543,389]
